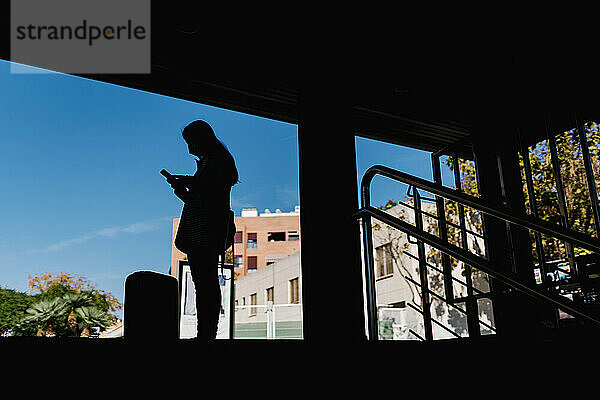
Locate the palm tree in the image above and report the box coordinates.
[19,298,67,337]
[62,292,94,336]
[76,306,111,337]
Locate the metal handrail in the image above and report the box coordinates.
[357,206,600,331]
[361,165,600,254]
[357,164,600,340]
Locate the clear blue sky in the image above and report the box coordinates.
[0,58,450,318]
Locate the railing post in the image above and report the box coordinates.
[361,216,379,340]
[575,114,600,238]
[431,154,455,304]
[546,117,578,280]
[518,127,548,286]
[413,188,434,341]
[266,301,274,339]
[452,153,480,338]
[360,180,379,340]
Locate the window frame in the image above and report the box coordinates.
[375,243,394,279]
[247,232,257,249]
[249,293,257,317]
[289,277,300,304]
[247,255,258,271]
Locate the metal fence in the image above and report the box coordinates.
[234,302,303,340]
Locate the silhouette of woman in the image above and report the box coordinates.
[169,120,238,340]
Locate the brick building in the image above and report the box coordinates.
[233,206,300,278]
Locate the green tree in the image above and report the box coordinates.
[2,272,122,337]
[446,122,600,262]
[522,125,599,258]
[27,272,121,319]
[0,288,34,336]
[224,247,233,264]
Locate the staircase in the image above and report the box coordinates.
[356,146,600,342]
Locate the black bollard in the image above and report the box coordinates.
[124,271,179,340]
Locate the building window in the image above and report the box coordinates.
[288,231,300,241]
[375,244,394,278]
[266,287,274,304]
[249,293,257,316]
[289,277,300,304]
[247,256,257,272]
[234,231,243,243]
[247,232,257,249]
[234,256,243,268]
[268,231,286,242]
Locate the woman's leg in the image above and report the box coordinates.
[188,248,221,340]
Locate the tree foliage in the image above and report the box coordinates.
[520,122,600,259]
[27,272,121,317]
[0,288,34,336]
[2,273,121,337]
[447,122,600,262]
